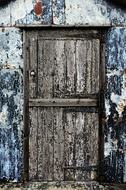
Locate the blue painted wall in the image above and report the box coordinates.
[105,28,126,182]
[0,28,23,181]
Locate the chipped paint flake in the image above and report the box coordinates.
[0,28,23,181]
[65,0,109,25]
[105,28,126,183]
[52,0,65,24]
[0,0,126,26]
[0,28,23,69]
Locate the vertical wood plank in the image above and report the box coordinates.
[76,39,100,95]
[90,113,99,180]
[37,108,54,180]
[92,39,100,94]
[75,112,90,180]
[29,107,38,180]
[64,111,76,180]
[38,40,55,98]
[66,40,76,96]
[53,108,64,180]
[86,40,92,94]
[54,40,66,98]
[76,40,87,95]
[29,37,38,98]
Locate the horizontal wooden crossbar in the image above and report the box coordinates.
[29,98,98,107]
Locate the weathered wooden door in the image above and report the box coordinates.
[25,29,102,181]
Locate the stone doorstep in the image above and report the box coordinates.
[0,181,104,190]
[0,182,125,190]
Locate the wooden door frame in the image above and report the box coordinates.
[22,26,108,182]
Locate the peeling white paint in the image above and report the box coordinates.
[0,0,126,26]
[65,0,109,25]
[0,104,8,128]
[2,89,13,98]
[110,69,126,117]
[105,99,111,117]
[0,0,33,25]
[107,69,121,77]
[0,28,23,69]
[105,138,118,157]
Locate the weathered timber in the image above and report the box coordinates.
[29,36,38,98]
[37,107,54,180]
[26,29,101,181]
[29,98,98,107]
[29,107,38,180]
[28,107,99,181]
[64,111,99,181]
[28,30,100,98]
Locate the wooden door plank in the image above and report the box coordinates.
[29,37,38,98]
[64,111,76,180]
[86,40,93,94]
[29,107,38,180]
[76,39,100,95]
[92,39,100,94]
[65,40,76,95]
[37,108,54,180]
[75,112,90,180]
[90,113,99,180]
[38,40,55,98]
[29,98,97,107]
[54,40,66,98]
[64,110,99,181]
[76,40,87,95]
[53,108,64,180]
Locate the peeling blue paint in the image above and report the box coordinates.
[52,0,65,24]
[16,0,52,25]
[105,28,126,183]
[0,70,23,181]
[0,0,126,26]
[0,29,23,181]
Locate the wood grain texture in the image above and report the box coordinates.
[29,107,38,180]
[37,108,54,180]
[66,40,76,96]
[27,30,100,181]
[38,40,55,98]
[53,40,66,98]
[76,39,100,95]
[29,37,38,98]
[53,108,64,180]
[29,107,99,181]
[35,38,100,98]
[29,98,98,107]
[64,110,99,181]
